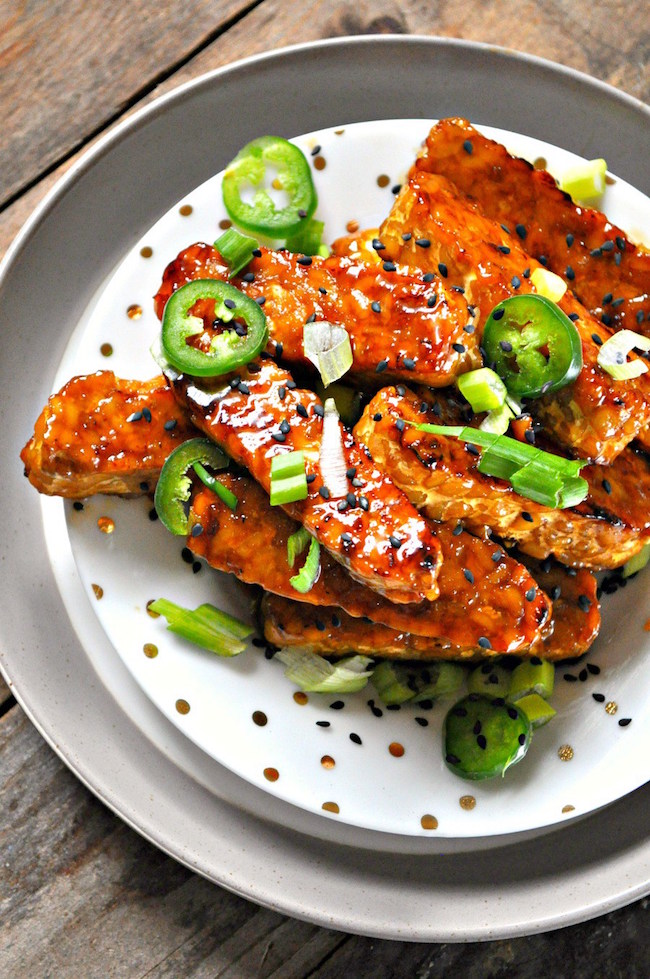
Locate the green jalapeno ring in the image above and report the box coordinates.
[161,279,268,377]
[154,438,229,535]
[222,135,318,238]
[483,294,583,399]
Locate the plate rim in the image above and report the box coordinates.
[2,34,649,941]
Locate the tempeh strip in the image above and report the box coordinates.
[187,476,551,652]
[170,358,441,604]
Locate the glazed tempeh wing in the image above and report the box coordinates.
[378,168,650,464]
[260,553,600,661]
[354,386,650,570]
[416,117,650,335]
[169,358,441,604]
[154,242,481,385]
[187,477,551,654]
[21,372,196,498]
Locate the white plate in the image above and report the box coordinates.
[44,118,650,838]
[2,37,649,939]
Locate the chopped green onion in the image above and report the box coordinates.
[558,158,607,203]
[401,421,588,508]
[289,535,321,593]
[193,462,238,511]
[303,321,353,387]
[467,663,511,698]
[457,367,508,413]
[514,693,556,728]
[530,267,567,303]
[479,402,514,435]
[318,244,331,258]
[597,329,650,380]
[270,450,309,505]
[319,398,349,497]
[622,542,650,578]
[270,472,309,506]
[508,659,555,700]
[149,598,251,656]
[314,380,364,427]
[271,449,305,481]
[276,648,373,693]
[371,661,417,705]
[287,526,311,567]
[285,218,325,256]
[214,228,259,277]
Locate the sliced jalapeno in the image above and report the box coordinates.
[161,279,267,377]
[154,438,229,535]
[483,294,583,399]
[222,135,317,238]
[443,694,531,780]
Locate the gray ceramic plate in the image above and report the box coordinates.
[1,36,649,941]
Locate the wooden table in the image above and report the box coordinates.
[1,2,649,974]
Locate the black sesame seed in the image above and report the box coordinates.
[315,619,326,632]
[316,720,331,727]
[223,298,236,310]
[463,568,474,584]
[163,419,177,431]
[403,357,416,370]
[238,383,250,395]
[375,359,388,374]
[566,233,574,247]
[564,673,578,683]
[373,412,383,422]
[578,594,592,612]
[329,701,345,710]
[181,547,193,564]
[423,272,435,282]
[359,496,369,511]
[371,300,381,313]
[568,312,579,321]
[539,255,548,266]
[522,511,534,523]
[463,139,473,154]
[351,478,364,488]
[341,532,353,545]
[190,523,203,537]
[437,262,448,278]
[492,697,505,707]
[73,501,84,511]
[383,261,397,272]
[337,500,348,512]
[255,295,266,306]
[241,271,255,283]
[601,478,612,495]
[478,637,492,650]
[346,492,357,506]
[601,240,614,252]
[148,508,158,521]
[466,444,480,457]
[395,418,406,432]
[350,732,362,744]
[279,419,291,435]
[523,268,531,278]
[492,307,504,321]
[296,403,308,418]
[389,535,402,549]
[530,656,543,666]
[464,323,475,333]
[452,706,468,717]
[452,522,463,537]
[591,333,603,346]
[271,431,286,442]
[636,310,645,325]
[618,718,632,727]
[318,486,330,499]
[587,663,601,675]
[602,292,613,305]
[318,286,327,294]
[590,247,602,258]
[525,587,536,601]
[516,224,527,240]
[507,707,518,720]
[401,232,412,241]
[391,184,401,195]
[126,411,142,423]
[331,614,341,627]
[499,340,514,352]
[473,720,482,735]
[476,734,487,750]
[601,313,613,326]
[491,550,503,563]
[396,386,406,397]
[297,256,312,266]
[497,245,510,254]
[579,668,588,682]
[313,404,324,417]
[427,295,437,308]
[511,275,521,289]
[415,238,431,248]
[565,266,575,281]
[518,733,527,745]
[592,693,605,703]
[550,585,562,601]
[452,342,466,353]
[446,753,461,765]
[415,717,428,727]
[252,248,262,257]
[616,236,626,251]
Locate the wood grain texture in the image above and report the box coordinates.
[2,1,650,975]
[0,0,257,203]
[1,706,648,976]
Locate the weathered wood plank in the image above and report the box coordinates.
[0,0,258,204]
[0,674,11,709]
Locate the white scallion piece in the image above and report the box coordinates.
[319,398,349,498]
[304,321,353,387]
[276,648,374,693]
[531,267,567,303]
[597,329,650,380]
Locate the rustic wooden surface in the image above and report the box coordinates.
[2,1,649,974]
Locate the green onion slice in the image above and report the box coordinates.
[457,367,507,413]
[303,321,353,387]
[402,421,588,508]
[149,598,251,656]
[285,218,325,256]
[214,228,259,277]
[319,398,349,497]
[596,329,650,380]
[270,449,309,506]
[276,648,374,693]
[289,535,320,593]
[558,158,607,203]
[622,542,650,578]
[193,462,238,511]
[479,402,514,435]
[287,526,311,567]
